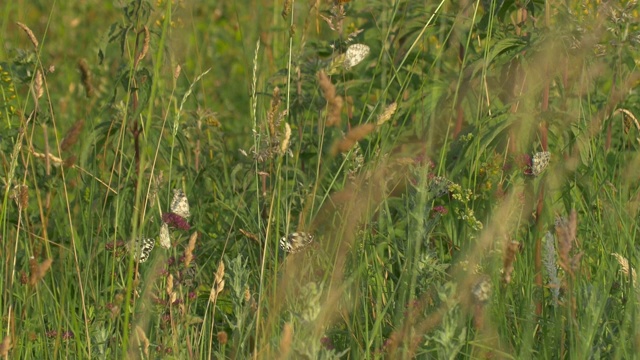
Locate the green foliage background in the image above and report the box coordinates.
[1,0,640,358]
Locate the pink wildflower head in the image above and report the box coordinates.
[432,205,448,216]
[162,212,190,231]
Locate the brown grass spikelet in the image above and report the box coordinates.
[135,26,150,68]
[281,0,292,19]
[217,331,228,345]
[166,274,177,303]
[556,210,582,276]
[28,258,53,286]
[209,261,225,303]
[173,64,181,80]
[267,87,281,138]
[612,253,637,283]
[281,122,291,154]
[77,59,94,98]
[277,322,293,360]
[239,229,260,244]
[16,22,38,48]
[502,240,521,284]
[11,184,28,209]
[376,102,397,126]
[318,70,343,127]
[30,146,64,166]
[63,155,77,169]
[33,69,43,100]
[0,336,11,357]
[184,231,198,268]
[60,119,85,151]
[134,326,150,357]
[331,123,376,155]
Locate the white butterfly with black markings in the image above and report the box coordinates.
[171,189,191,218]
[279,232,315,254]
[130,238,155,263]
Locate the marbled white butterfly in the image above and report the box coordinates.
[171,189,191,219]
[529,151,550,177]
[158,223,171,249]
[131,238,155,263]
[279,232,314,253]
[343,44,370,70]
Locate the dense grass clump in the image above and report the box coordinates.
[1,0,640,358]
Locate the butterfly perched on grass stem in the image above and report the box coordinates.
[526,151,550,177]
[130,238,155,263]
[171,189,190,219]
[279,232,315,253]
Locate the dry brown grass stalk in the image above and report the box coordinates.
[318,70,343,127]
[60,119,85,151]
[330,123,375,155]
[16,22,38,48]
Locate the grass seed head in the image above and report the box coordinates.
[16,22,38,48]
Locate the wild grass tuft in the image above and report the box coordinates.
[1,0,640,358]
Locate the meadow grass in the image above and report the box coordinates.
[1,0,640,358]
